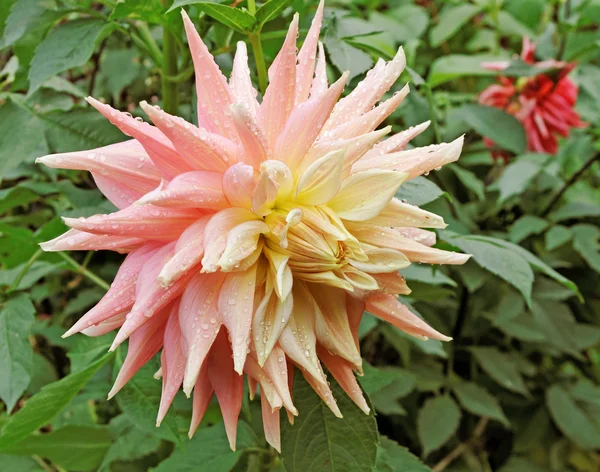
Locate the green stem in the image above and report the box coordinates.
[249,33,268,95]
[161,6,179,114]
[9,248,43,292]
[57,253,110,291]
[247,0,257,15]
[423,84,441,144]
[136,22,163,67]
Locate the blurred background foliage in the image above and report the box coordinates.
[0,0,599,471]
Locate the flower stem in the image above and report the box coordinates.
[9,248,43,292]
[247,0,256,15]
[249,33,268,95]
[540,152,599,217]
[136,22,163,67]
[161,1,179,114]
[57,253,110,291]
[423,84,441,144]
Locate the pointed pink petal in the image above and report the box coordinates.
[261,394,281,452]
[363,121,431,159]
[321,85,409,141]
[346,296,365,351]
[36,140,161,209]
[108,301,172,398]
[40,229,145,254]
[318,347,369,414]
[86,97,191,179]
[80,312,126,337]
[158,216,210,288]
[325,47,405,130]
[136,171,228,210]
[181,10,238,140]
[261,346,297,415]
[140,101,237,172]
[295,0,324,104]
[63,244,160,337]
[62,205,202,240]
[188,363,213,438]
[257,14,299,150]
[310,285,362,368]
[353,136,464,178]
[275,72,348,170]
[347,223,471,265]
[244,354,283,410]
[230,42,260,116]
[222,163,257,208]
[111,242,197,349]
[310,42,328,99]
[253,289,293,366]
[179,272,225,396]
[372,272,411,296]
[302,369,343,418]
[362,198,447,229]
[230,104,268,167]
[157,306,186,426]
[207,331,244,451]
[366,293,452,341]
[218,263,258,374]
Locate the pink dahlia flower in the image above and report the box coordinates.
[480,37,586,157]
[37,3,468,451]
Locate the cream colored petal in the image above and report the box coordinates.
[363,198,446,229]
[218,220,269,271]
[263,246,293,299]
[349,247,410,273]
[253,288,293,366]
[295,150,344,205]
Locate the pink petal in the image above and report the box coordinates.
[157,306,186,426]
[318,347,369,414]
[108,301,173,398]
[179,272,225,396]
[222,163,257,208]
[302,369,343,418]
[244,354,283,410]
[218,263,258,374]
[253,289,293,366]
[325,47,405,130]
[261,346,297,415]
[188,363,213,438]
[140,101,237,172]
[362,198,447,229]
[40,229,145,254]
[261,394,281,452]
[230,42,260,116]
[321,85,409,141]
[63,244,160,337]
[295,0,324,105]
[158,216,210,288]
[36,140,161,209]
[257,14,299,151]
[366,293,452,341]
[86,97,191,179]
[310,42,328,99]
[181,10,238,140]
[207,331,244,451]
[275,72,348,171]
[363,121,431,158]
[136,171,228,210]
[353,136,464,178]
[230,104,268,167]
[80,312,126,337]
[63,205,202,241]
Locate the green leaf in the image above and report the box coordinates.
[370,5,429,43]
[396,176,445,206]
[448,164,485,201]
[360,363,415,397]
[545,225,572,251]
[417,395,461,455]
[471,347,528,395]
[255,0,292,29]
[324,37,373,81]
[192,3,256,34]
[458,104,527,155]
[0,98,48,178]
[0,293,35,412]
[495,11,535,38]
[281,372,378,472]
[0,0,64,49]
[546,384,600,450]
[99,415,161,471]
[1,425,112,471]
[0,353,113,449]
[430,4,482,47]
[152,422,258,472]
[28,18,107,94]
[114,355,182,444]
[549,202,600,222]
[428,54,504,88]
[376,436,432,472]
[441,233,534,307]
[572,224,600,273]
[508,216,549,243]
[110,0,166,24]
[401,265,457,287]
[0,261,65,291]
[493,154,548,204]
[452,381,509,427]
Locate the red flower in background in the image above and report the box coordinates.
[479,38,586,158]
